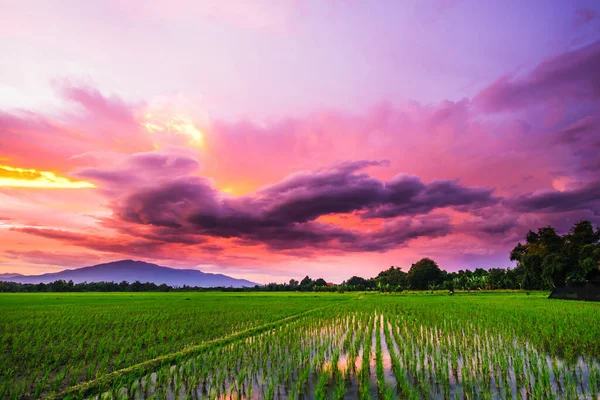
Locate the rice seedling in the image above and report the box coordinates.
[2,292,600,399]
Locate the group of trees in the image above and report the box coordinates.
[0,280,250,293]
[1,221,598,293]
[308,220,599,292]
[338,260,518,292]
[371,221,599,292]
[0,257,531,293]
[253,221,600,292]
[509,220,600,289]
[257,276,333,292]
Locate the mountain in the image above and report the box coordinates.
[0,273,23,279]
[0,260,258,287]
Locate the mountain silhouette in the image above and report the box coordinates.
[0,273,23,279]
[0,260,257,287]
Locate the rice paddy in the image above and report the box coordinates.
[1,292,600,399]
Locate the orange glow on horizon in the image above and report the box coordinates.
[0,165,95,189]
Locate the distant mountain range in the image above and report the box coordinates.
[0,260,258,288]
[0,273,23,280]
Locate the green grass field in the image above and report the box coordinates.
[1,292,599,399]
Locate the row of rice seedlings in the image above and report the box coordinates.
[51,305,336,400]
[383,301,600,399]
[1,295,331,399]
[357,313,374,400]
[16,295,599,400]
[122,305,396,399]
[108,306,340,399]
[374,315,394,399]
[88,299,600,400]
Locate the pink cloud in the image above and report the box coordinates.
[3,249,106,269]
[2,38,600,280]
[0,82,153,172]
[55,80,136,123]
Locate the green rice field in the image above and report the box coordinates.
[1,292,600,399]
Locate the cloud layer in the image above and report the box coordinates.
[76,158,493,252]
[1,39,600,281]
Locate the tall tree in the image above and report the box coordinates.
[299,276,313,291]
[510,221,600,289]
[407,258,444,290]
[375,266,408,289]
[564,221,600,283]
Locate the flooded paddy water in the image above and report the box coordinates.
[101,301,600,400]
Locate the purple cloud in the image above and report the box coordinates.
[509,180,600,214]
[475,40,600,113]
[74,151,202,192]
[365,175,497,218]
[90,160,496,251]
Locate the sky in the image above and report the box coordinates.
[1,0,600,283]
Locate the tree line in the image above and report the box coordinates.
[252,220,600,292]
[1,220,598,293]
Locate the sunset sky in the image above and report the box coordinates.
[1,0,600,283]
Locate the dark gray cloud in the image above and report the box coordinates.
[365,175,497,218]
[99,161,495,251]
[509,181,600,214]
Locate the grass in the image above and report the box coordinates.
[0,292,344,399]
[1,291,600,399]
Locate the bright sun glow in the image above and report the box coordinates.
[0,165,95,189]
[142,112,205,149]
